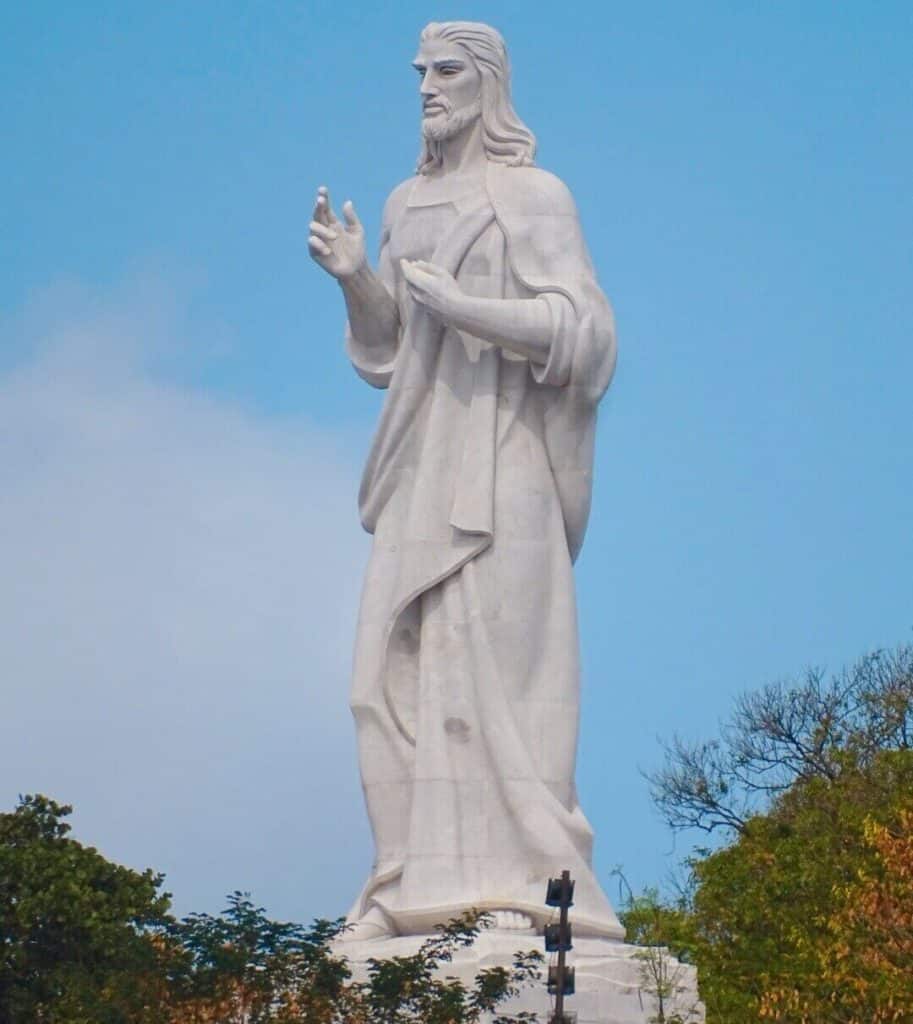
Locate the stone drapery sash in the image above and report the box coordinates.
[358,194,499,745]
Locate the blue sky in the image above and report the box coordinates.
[2,1,911,923]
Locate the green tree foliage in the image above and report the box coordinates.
[805,804,913,1023]
[0,794,173,1023]
[617,885,701,1024]
[168,901,540,1023]
[356,911,541,1024]
[686,748,913,1020]
[0,796,542,1023]
[165,893,354,1023]
[643,644,913,1022]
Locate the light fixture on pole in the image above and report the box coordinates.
[545,870,576,1024]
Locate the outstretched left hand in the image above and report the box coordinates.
[400,259,465,322]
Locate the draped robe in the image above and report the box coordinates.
[345,162,623,939]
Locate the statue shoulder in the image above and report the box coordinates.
[382,176,419,229]
[487,165,577,218]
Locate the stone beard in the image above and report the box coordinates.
[317,21,623,942]
[421,97,483,142]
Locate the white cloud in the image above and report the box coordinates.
[0,278,373,922]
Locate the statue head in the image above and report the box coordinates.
[414,21,536,175]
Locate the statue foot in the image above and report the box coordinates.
[491,910,534,931]
[341,905,394,942]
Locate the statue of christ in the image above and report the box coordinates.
[309,20,623,943]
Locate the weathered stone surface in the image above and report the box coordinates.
[340,930,704,1023]
[310,21,703,1019]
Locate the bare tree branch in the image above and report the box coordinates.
[645,643,913,835]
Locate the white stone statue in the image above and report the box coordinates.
[309,20,624,944]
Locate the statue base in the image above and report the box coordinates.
[337,930,704,1023]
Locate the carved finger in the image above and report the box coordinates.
[309,221,338,242]
[314,186,332,225]
[342,200,363,233]
[402,260,432,285]
[308,236,331,257]
[312,189,326,224]
[322,189,341,226]
[412,260,441,274]
[316,196,336,226]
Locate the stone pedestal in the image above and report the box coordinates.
[338,930,704,1023]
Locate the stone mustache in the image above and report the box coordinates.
[309,20,622,943]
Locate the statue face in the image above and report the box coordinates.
[412,38,482,143]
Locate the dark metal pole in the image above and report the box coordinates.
[553,869,571,1024]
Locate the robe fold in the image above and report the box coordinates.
[345,162,623,939]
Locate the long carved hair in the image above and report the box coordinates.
[416,21,536,175]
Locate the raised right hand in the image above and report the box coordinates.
[308,186,366,281]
